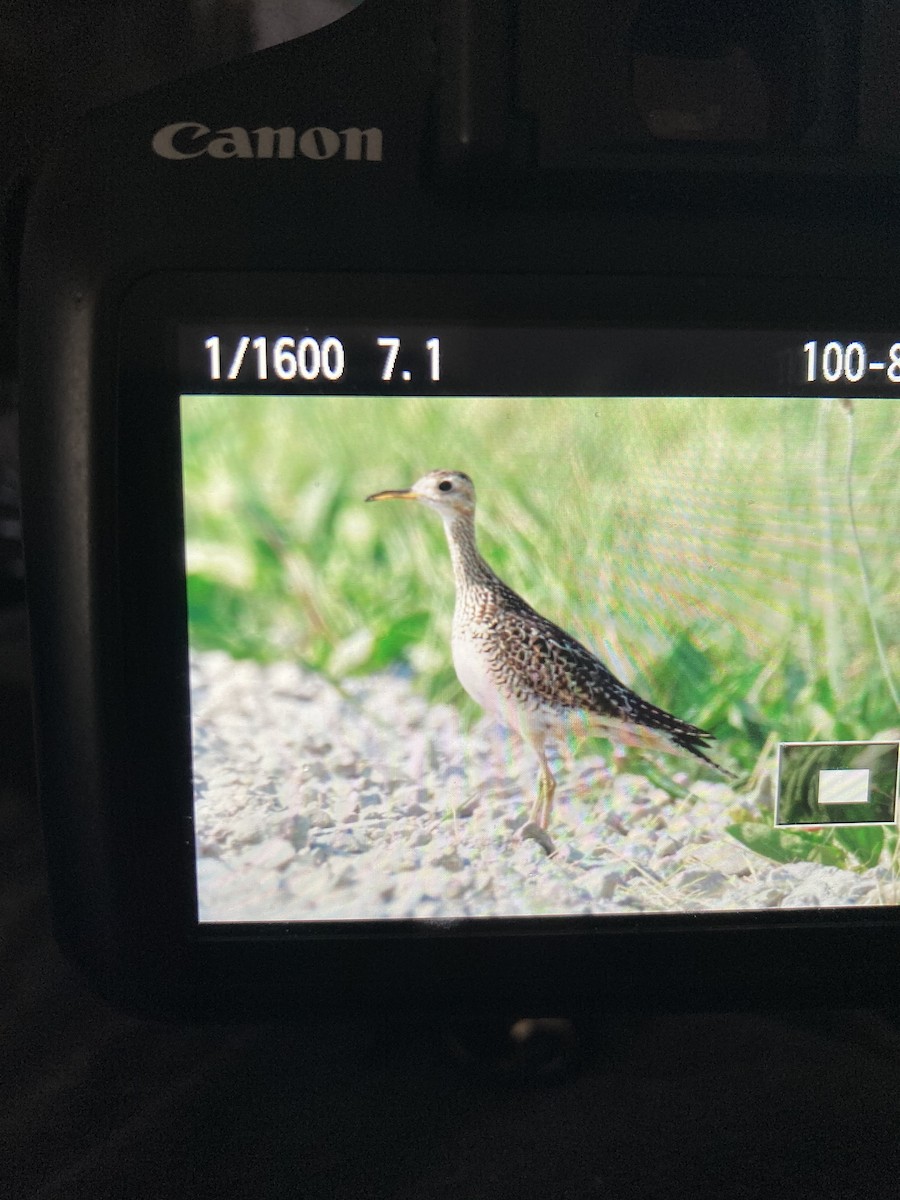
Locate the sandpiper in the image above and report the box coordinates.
[367,470,726,850]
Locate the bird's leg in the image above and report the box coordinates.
[518,737,557,855]
[610,742,629,776]
[532,754,557,830]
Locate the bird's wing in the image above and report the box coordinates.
[490,581,718,760]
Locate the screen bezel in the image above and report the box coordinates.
[113,271,900,1014]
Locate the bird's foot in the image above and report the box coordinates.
[517,821,556,857]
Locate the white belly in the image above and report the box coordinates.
[451,630,500,713]
[451,626,558,747]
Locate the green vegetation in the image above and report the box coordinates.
[181,392,900,792]
[728,821,889,873]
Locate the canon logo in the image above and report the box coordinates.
[151,122,383,162]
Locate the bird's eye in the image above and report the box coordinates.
[438,479,453,492]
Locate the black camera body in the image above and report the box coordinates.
[19,1,900,1016]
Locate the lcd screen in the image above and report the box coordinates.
[179,331,899,924]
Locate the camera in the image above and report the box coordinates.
[18,1,900,1016]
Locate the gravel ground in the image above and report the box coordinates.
[192,651,898,922]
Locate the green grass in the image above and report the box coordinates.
[181,393,900,778]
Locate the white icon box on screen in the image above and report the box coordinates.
[816,769,870,806]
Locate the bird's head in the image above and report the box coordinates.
[366,470,476,520]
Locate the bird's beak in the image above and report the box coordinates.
[365,488,418,502]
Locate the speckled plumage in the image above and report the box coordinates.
[367,470,724,842]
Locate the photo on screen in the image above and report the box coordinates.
[181,393,900,921]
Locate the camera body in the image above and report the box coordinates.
[19,1,900,1015]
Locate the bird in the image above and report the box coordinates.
[366,470,728,852]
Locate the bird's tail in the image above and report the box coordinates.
[628,695,737,780]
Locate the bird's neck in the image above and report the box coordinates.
[441,511,496,592]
